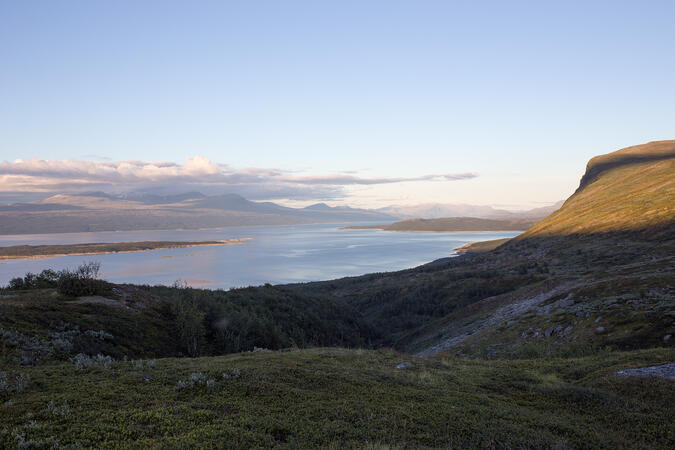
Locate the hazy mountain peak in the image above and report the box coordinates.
[304,203,334,210]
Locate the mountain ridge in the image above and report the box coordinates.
[0,192,396,234]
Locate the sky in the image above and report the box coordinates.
[1,1,673,209]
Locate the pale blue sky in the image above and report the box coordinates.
[1,1,673,208]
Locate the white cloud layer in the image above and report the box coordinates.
[0,156,477,202]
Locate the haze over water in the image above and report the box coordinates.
[0,224,518,289]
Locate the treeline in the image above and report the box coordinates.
[292,263,547,345]
[150,283,373,356]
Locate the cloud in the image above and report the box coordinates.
[278,173,476,185]
[0,156,477,202]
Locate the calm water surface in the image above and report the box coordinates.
[0,224,519,289]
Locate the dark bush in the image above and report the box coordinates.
[56,262,105,297]
[6,269,60,290]
[8,277,26,290]
[57,272,98,296]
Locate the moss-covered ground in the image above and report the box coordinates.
[1,347,673,449]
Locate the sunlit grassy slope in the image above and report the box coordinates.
[522,140,674,237]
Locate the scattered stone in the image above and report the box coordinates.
[615,363,675,380]
[544,325,564,337]
[554,297,575,310]
[664,334,672,342]
[563,326,574,335]
[137,375,152,382]
[594,316,602,323]
[395,362,413,369]
[595,326,605,334]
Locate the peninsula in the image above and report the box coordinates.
[0,239,250,260]
[342,217,537,232]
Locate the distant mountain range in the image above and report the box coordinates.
[376,201,563,220]
[0,189,563,235]
[0,192,397,234]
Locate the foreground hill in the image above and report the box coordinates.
[1,347,673,448]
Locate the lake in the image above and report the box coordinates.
[0,224,519,289]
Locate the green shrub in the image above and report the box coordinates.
[170,292,206,357]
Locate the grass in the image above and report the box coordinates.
[0,347,673,448]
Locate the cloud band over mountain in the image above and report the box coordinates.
[0,157,477,202]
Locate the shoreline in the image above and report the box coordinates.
[341,226,526,233]
[0,239,251,261]
[454,237,513,254]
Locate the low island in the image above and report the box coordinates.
[342,217,537,232]
[0,239,250,260]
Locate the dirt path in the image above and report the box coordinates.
[416,282,577,357]
[615,363,675,380]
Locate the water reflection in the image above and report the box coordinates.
[0,224,520,289]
